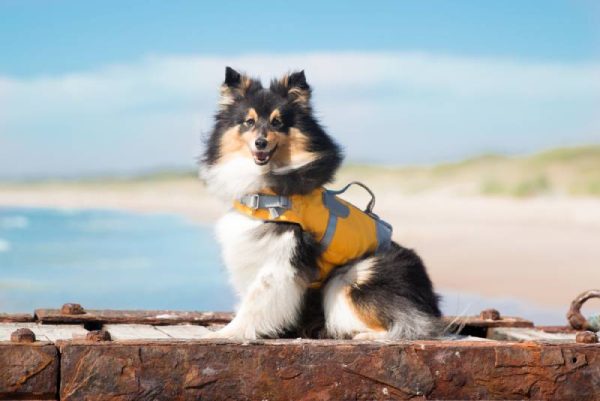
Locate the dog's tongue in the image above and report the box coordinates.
[255,152,269,161]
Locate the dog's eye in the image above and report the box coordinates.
[271,118,282,128]
[244,118,255,127]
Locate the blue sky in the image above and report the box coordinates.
[0,0,599,178]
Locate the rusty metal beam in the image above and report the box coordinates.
[0,313,34,323]
[35,308,233,326]
[0,342,59,400]
[58,339,600,401]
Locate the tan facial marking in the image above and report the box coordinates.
[245,108,258,121]
[269,109,281,122]
[271,127,316,168]
[218,126,253,162]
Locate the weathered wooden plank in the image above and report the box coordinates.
[0,342,58,399]
[489,327,577,343]
[35,309,233,325]
[0,323,87,342]
[59,339,600,401]
[103,324,171,340]
[154,324,213,339]
[0,313,34,323]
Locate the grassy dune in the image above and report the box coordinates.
[2,145,600,198]
[338,144,600,197]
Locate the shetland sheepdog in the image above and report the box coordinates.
[200,67,441,340]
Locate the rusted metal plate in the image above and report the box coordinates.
[0,323,88,342]
[35,309,233,326]
[0,342,58,400]
[444,315,534,329]
[154,324,213,339]
[59,340,600,401]
[0,313,34,323]
[104,324,214,340]
[103,324,172,340]
[34,307,530,331]
[488,327,577,343]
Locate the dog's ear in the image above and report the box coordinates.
[219,66,260,108]
[272,70,312,107]
[287,70,309,91]
[224,66,242,87]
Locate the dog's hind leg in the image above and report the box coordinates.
[323,258,389,339]
[323,245,442,340]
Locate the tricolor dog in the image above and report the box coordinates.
[200,67,441,340]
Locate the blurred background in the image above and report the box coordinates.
[1,0,599,324]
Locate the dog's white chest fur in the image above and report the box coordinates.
[215,211,298,298]
[213,210,306,338]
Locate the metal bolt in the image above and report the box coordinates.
[575,331,598,344]
[11,328,36,343]
[480,309,501,321]
[86,330,111,342]
[61,303,85,315]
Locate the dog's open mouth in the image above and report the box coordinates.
[252,145,278,166]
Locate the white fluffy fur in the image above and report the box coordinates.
[206,210,306,340]
[202,157,310,339]
[200,157,267,200]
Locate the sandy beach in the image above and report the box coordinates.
[2,175,599,316]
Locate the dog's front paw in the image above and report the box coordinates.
[201,327,257,341]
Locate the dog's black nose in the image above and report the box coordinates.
[255,137,268,150]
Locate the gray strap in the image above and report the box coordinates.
[320,211,338,249]
[375,219,393,251]
[239,194,291,210]
[328,181,376,213]
[239,194,291,219]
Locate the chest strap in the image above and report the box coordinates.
[239,194,291,218]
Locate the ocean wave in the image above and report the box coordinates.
[0,239,11,253]
[0,215,29,229]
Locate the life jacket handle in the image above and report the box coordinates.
[328,181,376,214]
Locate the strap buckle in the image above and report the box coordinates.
[247,194,260,209]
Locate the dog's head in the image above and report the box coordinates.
[201,67,342,199]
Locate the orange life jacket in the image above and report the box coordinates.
[232,182,392,287]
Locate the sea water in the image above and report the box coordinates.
[0,207,564,324]
[0,207,233,313]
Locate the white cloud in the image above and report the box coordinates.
[0,52,599,177]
